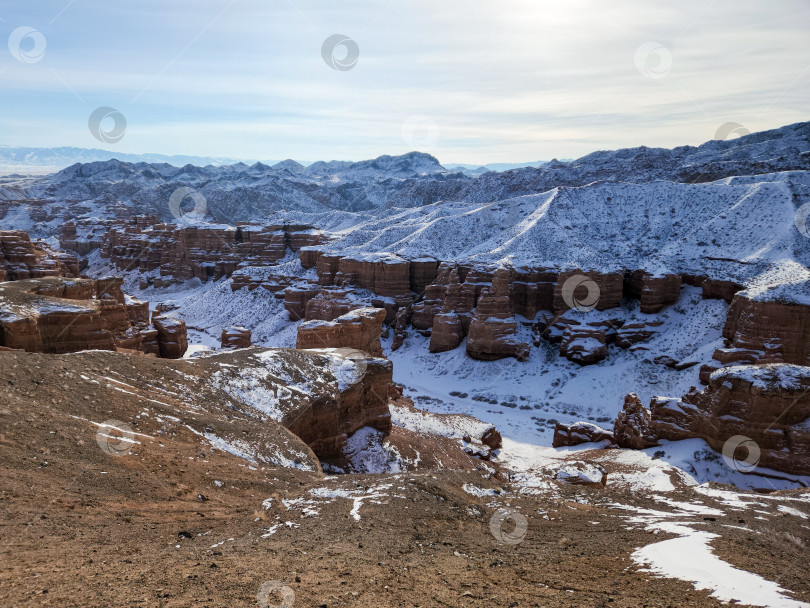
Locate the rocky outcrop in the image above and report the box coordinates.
[429,312,464,353]
[391,305,411,351]
[221,326,251,349]
[100,217,326,285]
[553,269,623,313]
[559,325,607,365]
[152,315,188,359]
[304,288,357,322]
[466,269,530,361]
[552,421,613,447]
[650,364,810,475]
[283,283,321,321]
[613,393,657,449]
[296,307,386,356]
[722,284,810,366]
[1,230,79,280]
[0,277,163,355]
[198,347,393,460]
[624,271,681,313]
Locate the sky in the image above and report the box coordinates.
[0,0,809,164]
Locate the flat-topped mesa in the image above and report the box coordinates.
[99,217,325,285]
[0,277,164,356]
[466,268,530,361]
[296,307,387,356]
[722,279,810,366]
[624,270,682,313]
[650,364,810,475]
[0,230,79,281]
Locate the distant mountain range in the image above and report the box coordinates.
[0,145,552,176]
[0,146,277,172]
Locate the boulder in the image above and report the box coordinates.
[553,421,613,447]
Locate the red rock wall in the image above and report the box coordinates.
[651,364,810,475]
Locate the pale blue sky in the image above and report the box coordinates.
[1,0,808,163]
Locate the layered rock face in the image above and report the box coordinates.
[221,326,251,349]
[204,348,393,460]
[429,312,464,353]
[613,393,657,449]
[99,216,326,285]
[722,286,810,366]
[0,277,169,356]
[1,230,79,280]
[466,269,530,361]
[624,271,682,313]
[651,364,810,475]
[296,307,386,356]
[152,315,189,359]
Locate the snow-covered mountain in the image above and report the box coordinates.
[2,122,809,286]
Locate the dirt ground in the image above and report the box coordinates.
[1,351,808,607]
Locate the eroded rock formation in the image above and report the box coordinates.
[296,307,386,356]
[651,364,810,475]
[221,326,251,349]
[613,393,657,449]
[0,277,171,356]
[552,421,614,448]
[1,230,79,280]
